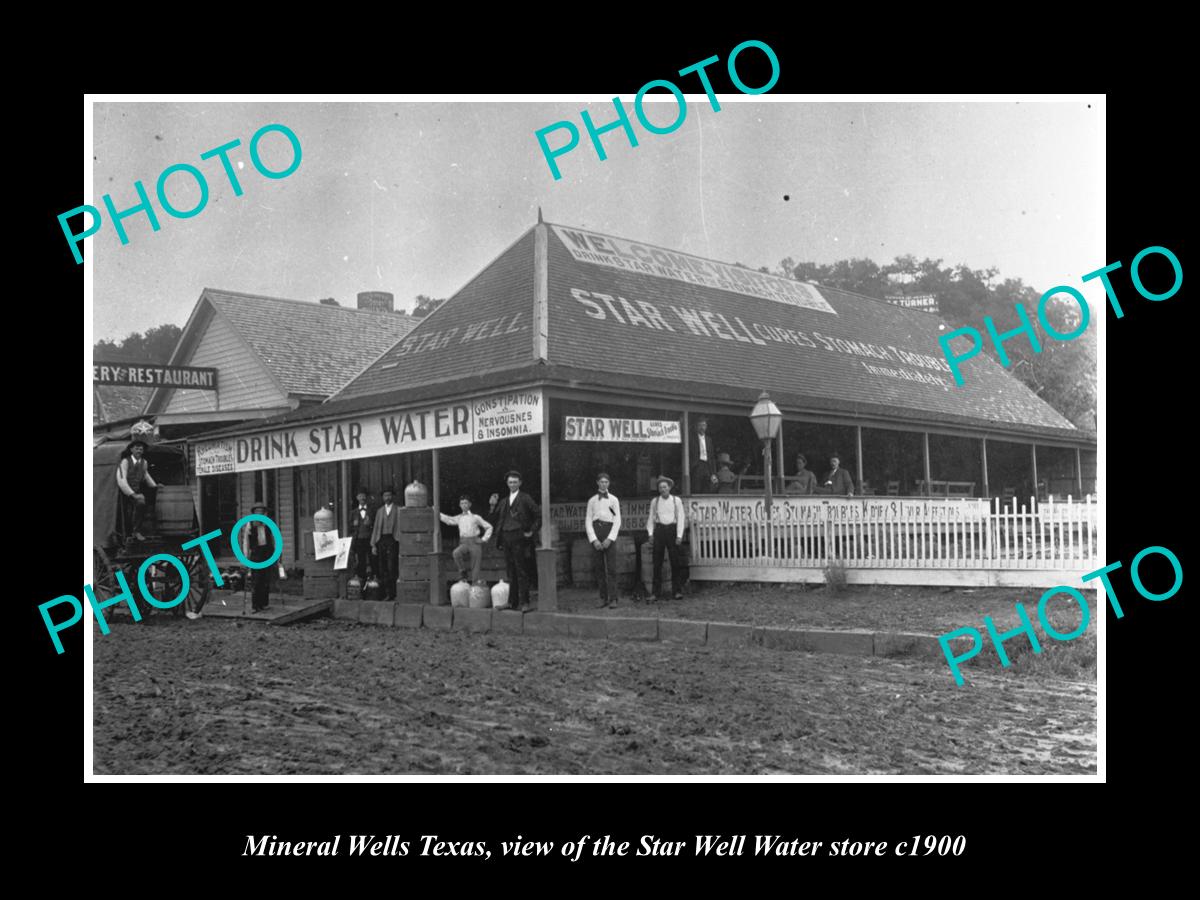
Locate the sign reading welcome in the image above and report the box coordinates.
[553,225,837,314]
[194,390,544,475]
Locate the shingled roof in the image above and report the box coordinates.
[324,221,1081,441]
[204,289,417,398]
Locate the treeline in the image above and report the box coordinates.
[770,255,1096,429]
[94,324,183,364]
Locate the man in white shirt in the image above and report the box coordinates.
[440,494,494,583]
[646,475,686,601]
[585,473,622,608]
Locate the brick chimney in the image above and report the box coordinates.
[357,291,394,313]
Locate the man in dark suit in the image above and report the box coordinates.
[348,489,375,582]
[240,502,278,612]
[370,487,402,601]
[821,454,855,496]
[689,416,719,493]
[488,470,541,611]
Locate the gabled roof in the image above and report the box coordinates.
[204,289,418,397]
[327,221,1080,441]
[146,289,418,413]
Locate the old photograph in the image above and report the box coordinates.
[87,95,1102,776]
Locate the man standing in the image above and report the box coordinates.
[240,501,277,613]
[488,471,540,611]
[689,416,719,493]
[371,486,402,601]
[646,475,686,601]
[116,439,158,541]
[822,454,855,496]
[440,494,493,583]
[348,489,375,583]
[585,473,622,608]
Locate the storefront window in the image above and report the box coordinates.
[927,434,984,497]
[860,427,924,496]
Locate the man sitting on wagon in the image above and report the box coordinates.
[116,439,158,542]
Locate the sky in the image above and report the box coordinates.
[90,98,1102,342]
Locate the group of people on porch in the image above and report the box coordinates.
[690,415,855,497]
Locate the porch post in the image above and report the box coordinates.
[681,410,691,495]
[1030,443,1039,502]
[980,437,989,498]
[776,427,786,493]
[428,448,442,605]
[922,432,932,496]
[855,425,864,493]
[536,425,557,610]
[1075,447,1084,497]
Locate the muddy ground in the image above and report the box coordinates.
[93,611,1096,775]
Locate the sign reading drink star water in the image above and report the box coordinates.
[194,389,545,475]
[562,416,681,443]
[553,226,837,314]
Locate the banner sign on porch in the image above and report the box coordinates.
[194,389,545,476]
[94,362,218,390]
[551,500,654,533]
[473,392,544,442]
[562,416,681,443]
[552,225,837,314]
[686,496,991,525]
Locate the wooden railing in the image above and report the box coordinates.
[686,495,1098,579]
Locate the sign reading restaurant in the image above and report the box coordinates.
[194,390,544,475]
[94,362,217,390]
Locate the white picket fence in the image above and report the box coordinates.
[687,495,1098,585]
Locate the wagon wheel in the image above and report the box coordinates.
[92,546,144,619]
[153,548,212,618]
[91,546,121,603]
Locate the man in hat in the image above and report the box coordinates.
[348,489,376,583]
[646,475,686,601]
[585,473,622,608]
[116,439,158,541]
[488,471,541,611]
[371,487,403,601]
[786,453,818,495]
[240,502,277,612]
[689,416,719,493]
[821,454,855,496]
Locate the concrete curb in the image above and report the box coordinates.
[324,600,950,662]
[330,602,952,661]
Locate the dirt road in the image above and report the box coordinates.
[92,616,1095,775]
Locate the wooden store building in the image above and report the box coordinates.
[190,215,1099,604]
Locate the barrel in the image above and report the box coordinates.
[555,540,571,587]
[640,542,670,594]
[613,536,636,588]
[571,535,636,589]
[571,538,595,587]
[156,485,195,534]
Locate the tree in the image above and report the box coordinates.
[773,253,1095,425]
[411,294,446,318]
[95,323,183,363]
